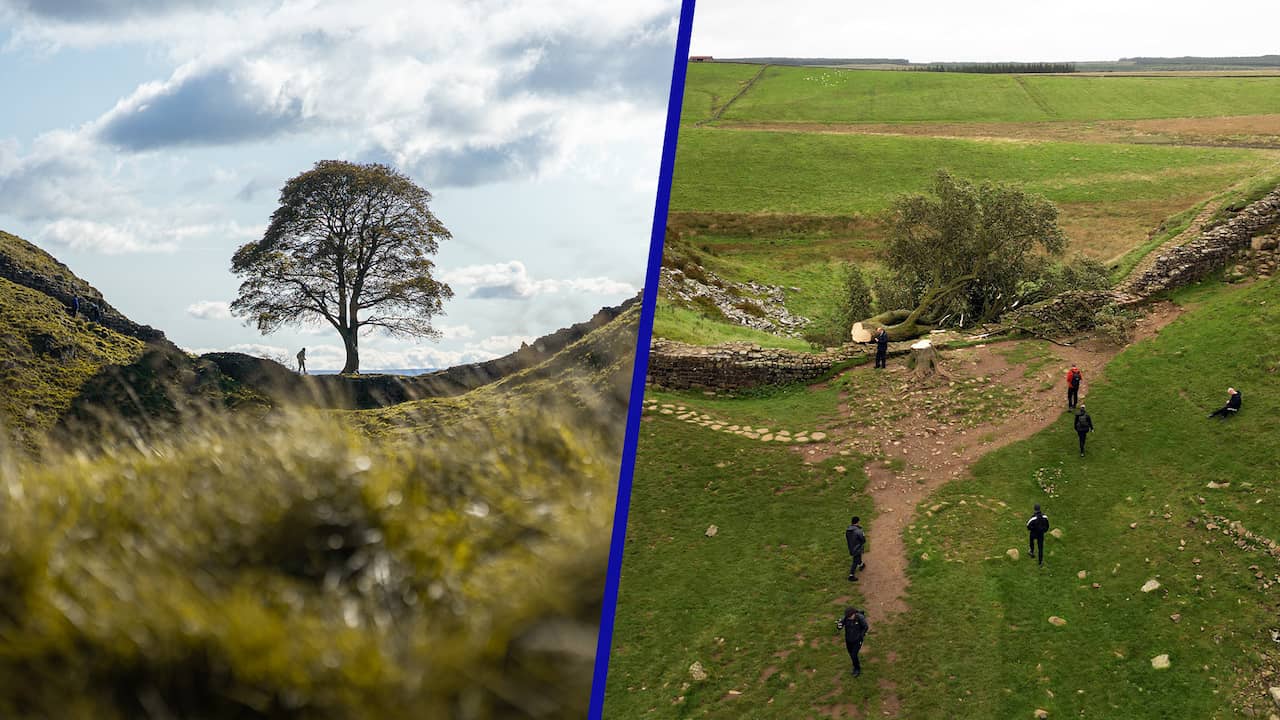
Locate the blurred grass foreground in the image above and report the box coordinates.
[0,231,638,719]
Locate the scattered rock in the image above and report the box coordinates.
[1048,616,1067,627]
[1077,570,1088,579]
[1269,686,1280,708]
[1207,481,1230,489]
[1170,613,1182,623]
[1151,654,1170,670]
[1034,710,1049,719]
[689,661,708,681]
[1007,549,1020,561]
[1141,579,1160,593]
[705,525,718,538]
[1049,528,1063,539]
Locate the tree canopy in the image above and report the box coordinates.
[231,160,453,374]
[871,170,1066,339]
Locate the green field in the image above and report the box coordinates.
[608,277,1280,718]
[680,62,765,124]
[717,64,1280,124]
[657,64,1280,348]
[670,128,1271,215]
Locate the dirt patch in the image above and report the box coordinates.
[823,303,1180,621]
[714,115,1280,150]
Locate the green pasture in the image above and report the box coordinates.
[670,128,1274,216]
[680,62,764,124]
[711,64,1280,124]
[609,277,1280,718]
[604,413,877,719]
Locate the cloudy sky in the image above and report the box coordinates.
[691,0,1280,62]
[0,0,679,371]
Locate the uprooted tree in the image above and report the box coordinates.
[862,170,1067,340]
[231,160,453,374]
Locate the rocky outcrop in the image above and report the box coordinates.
[1123,187,1280,296]
[660,267,808,337]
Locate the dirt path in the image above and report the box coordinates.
[792,304,1182,716]
[698,63,770,127]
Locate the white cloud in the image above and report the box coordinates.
[442,260,637,300]
[185,300,232,319]
[36,218,177,254]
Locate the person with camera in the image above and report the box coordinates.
[837,607,870,677]
[845,516,866,581]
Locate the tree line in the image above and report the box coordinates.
[913,62,1076,74]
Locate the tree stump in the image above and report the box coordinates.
[908,339,946,379]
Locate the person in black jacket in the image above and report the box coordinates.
[1026,504,1050,566]
[1074,404,1093,457]
[873,328,889,369]
[845,516,866,581]
[1208,387,1241,419]
[837,607,869,677]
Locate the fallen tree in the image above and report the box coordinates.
[857,170,1067,341]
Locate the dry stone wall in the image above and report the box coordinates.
[648,339,902,391]
[1124,187,1280,296]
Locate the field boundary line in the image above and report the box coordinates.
[698,63,770,127]
[1013,75,1057,119]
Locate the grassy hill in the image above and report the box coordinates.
[0,228,639,718]
[657,63,1280,349]
[0,231,149,448]
[606,277,1280,718]
[718,66,1280,124]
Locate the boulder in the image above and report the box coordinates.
[850,322,872,343]
[689,661,708,681]
[1151,654,1170,670]
[1006,548,1020,561]
[1048,616,1067,627]
[1141,579,1160,593]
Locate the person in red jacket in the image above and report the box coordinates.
[1065,365,1083,409]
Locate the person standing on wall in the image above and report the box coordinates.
[1066,364,1083,409]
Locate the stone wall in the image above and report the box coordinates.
[1124,187,1280,297]
[647,339,930,391]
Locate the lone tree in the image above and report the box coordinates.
[862,170,1066,340]
[231,161,453,374]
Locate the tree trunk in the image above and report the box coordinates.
[340,329,360,374]
[907,339,946,380]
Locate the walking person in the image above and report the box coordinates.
[1026,504,1050,566]
[873,327,889,369]
[837,607,869,677]
[1065,364,1083,409]
[1074,404,1093,457]
[1208,387,1241,419]
[70,296,80,318]
[845,516,866,582]
[297,347,308,375]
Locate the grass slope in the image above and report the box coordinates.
[889,278,1280,719]
[0,276,144,447]
[670,128,1273,216]
[607,277,1280,718]
[604,415,876,718]
[717,65,1280,124]
[680,62,765,125]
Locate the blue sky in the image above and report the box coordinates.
[0,0,678,370]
